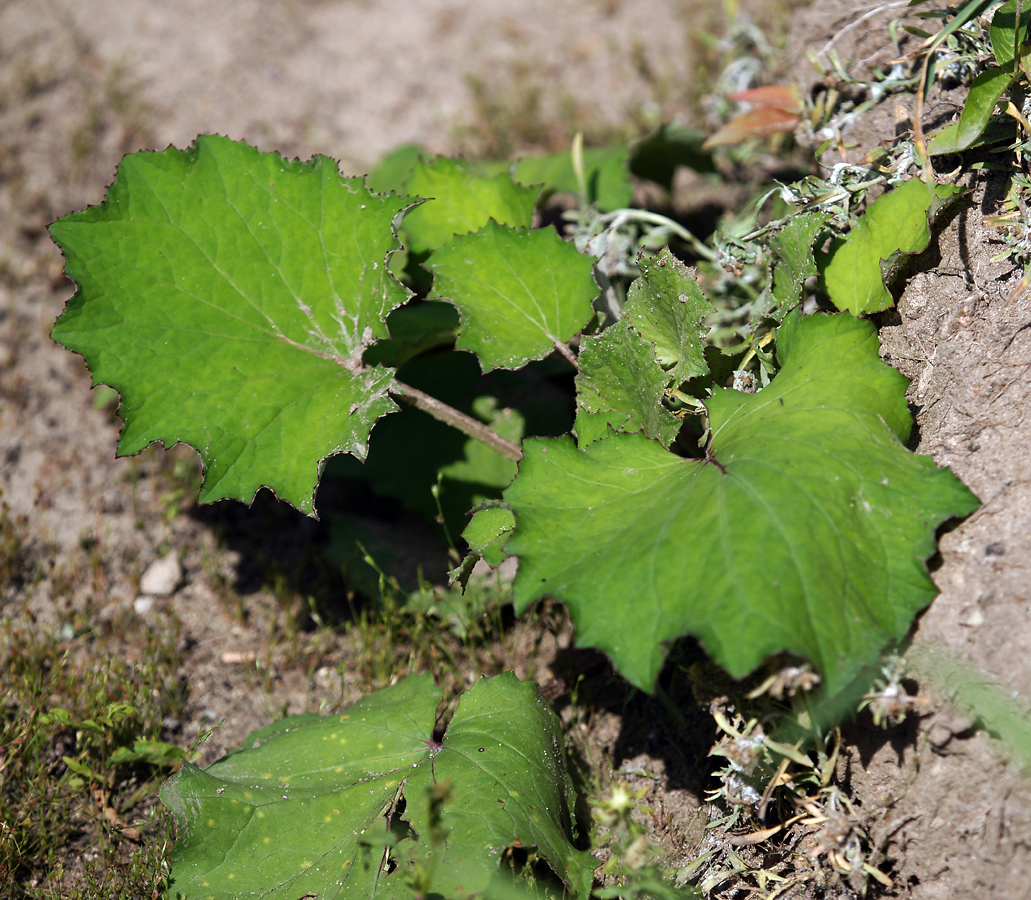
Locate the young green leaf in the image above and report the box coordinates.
[427,220,597,371]
[108,738,184,769]
[439,395,524,488]
[770,211,829,312]
[512,145,633,211]
[505,311,978,694]
[817,179,961,315]
[574,319,683,449]
[572,409,631,447]
[462,503,516,568]
[991,0,1031,68]
[400,156,539,255]
[50,135,411,515]
[951,65,1016,152]
[161,673,595,900]
[621,247,712,386]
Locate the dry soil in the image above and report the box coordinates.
[2,0,1030,897]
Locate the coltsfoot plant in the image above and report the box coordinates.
[50,130,977,897]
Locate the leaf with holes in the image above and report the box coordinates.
[161,673,595,900]
[769,211,828,312]
[574,319,682,449]
[427,220,597,371]
[50,135,412,515]
[506,311,978,694]
[462,503,516,568]
[621,247,712,386]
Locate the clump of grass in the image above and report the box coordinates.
[0,495,31,594]
[681,659,899,896]
[591,780,702,900]
[456,63,634,160]
[154,446,203,523]
[344,547,515,695]
[0,614,188,897]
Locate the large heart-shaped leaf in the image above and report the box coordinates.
[161,673,594,899]
[50,135,411,515]
[505,311,979,693]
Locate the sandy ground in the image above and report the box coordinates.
[3,0,1031,897]
[0,0,710,748]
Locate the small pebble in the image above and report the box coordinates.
[133,596,156,615]
[100,490,125,513]
[957,604,984,627]
[140,555,182,596]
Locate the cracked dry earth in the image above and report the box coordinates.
[2,0,1031,897]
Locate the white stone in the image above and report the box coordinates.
[957,603,985,627]
[139,555,183,597]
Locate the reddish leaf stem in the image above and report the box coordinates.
[389,380,523,462]
[553,339,579,370]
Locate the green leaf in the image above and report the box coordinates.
[363,300,459,368]
[573,408,631,447]
[621,247,712,386]
[991,0,1031,68]
[108,739,184,769]
[400,156,539,256]
[770,212,829,311]
[161,673,594,900]
[506,311,978,694]
[817,179,961,315]
[927,117,1016,154]
[462,504,516,567]
[50,135,411,516]
[512,145,633,211]
[952,65,1016,151]
[629,123,716,191]
[427,220,597,371]
[440,395,524,487]
[62,757,98,781]
[366,143,425,194]
[574,319,683,449]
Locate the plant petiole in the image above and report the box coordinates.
[598,208,719,262]
[389,379,523,462]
